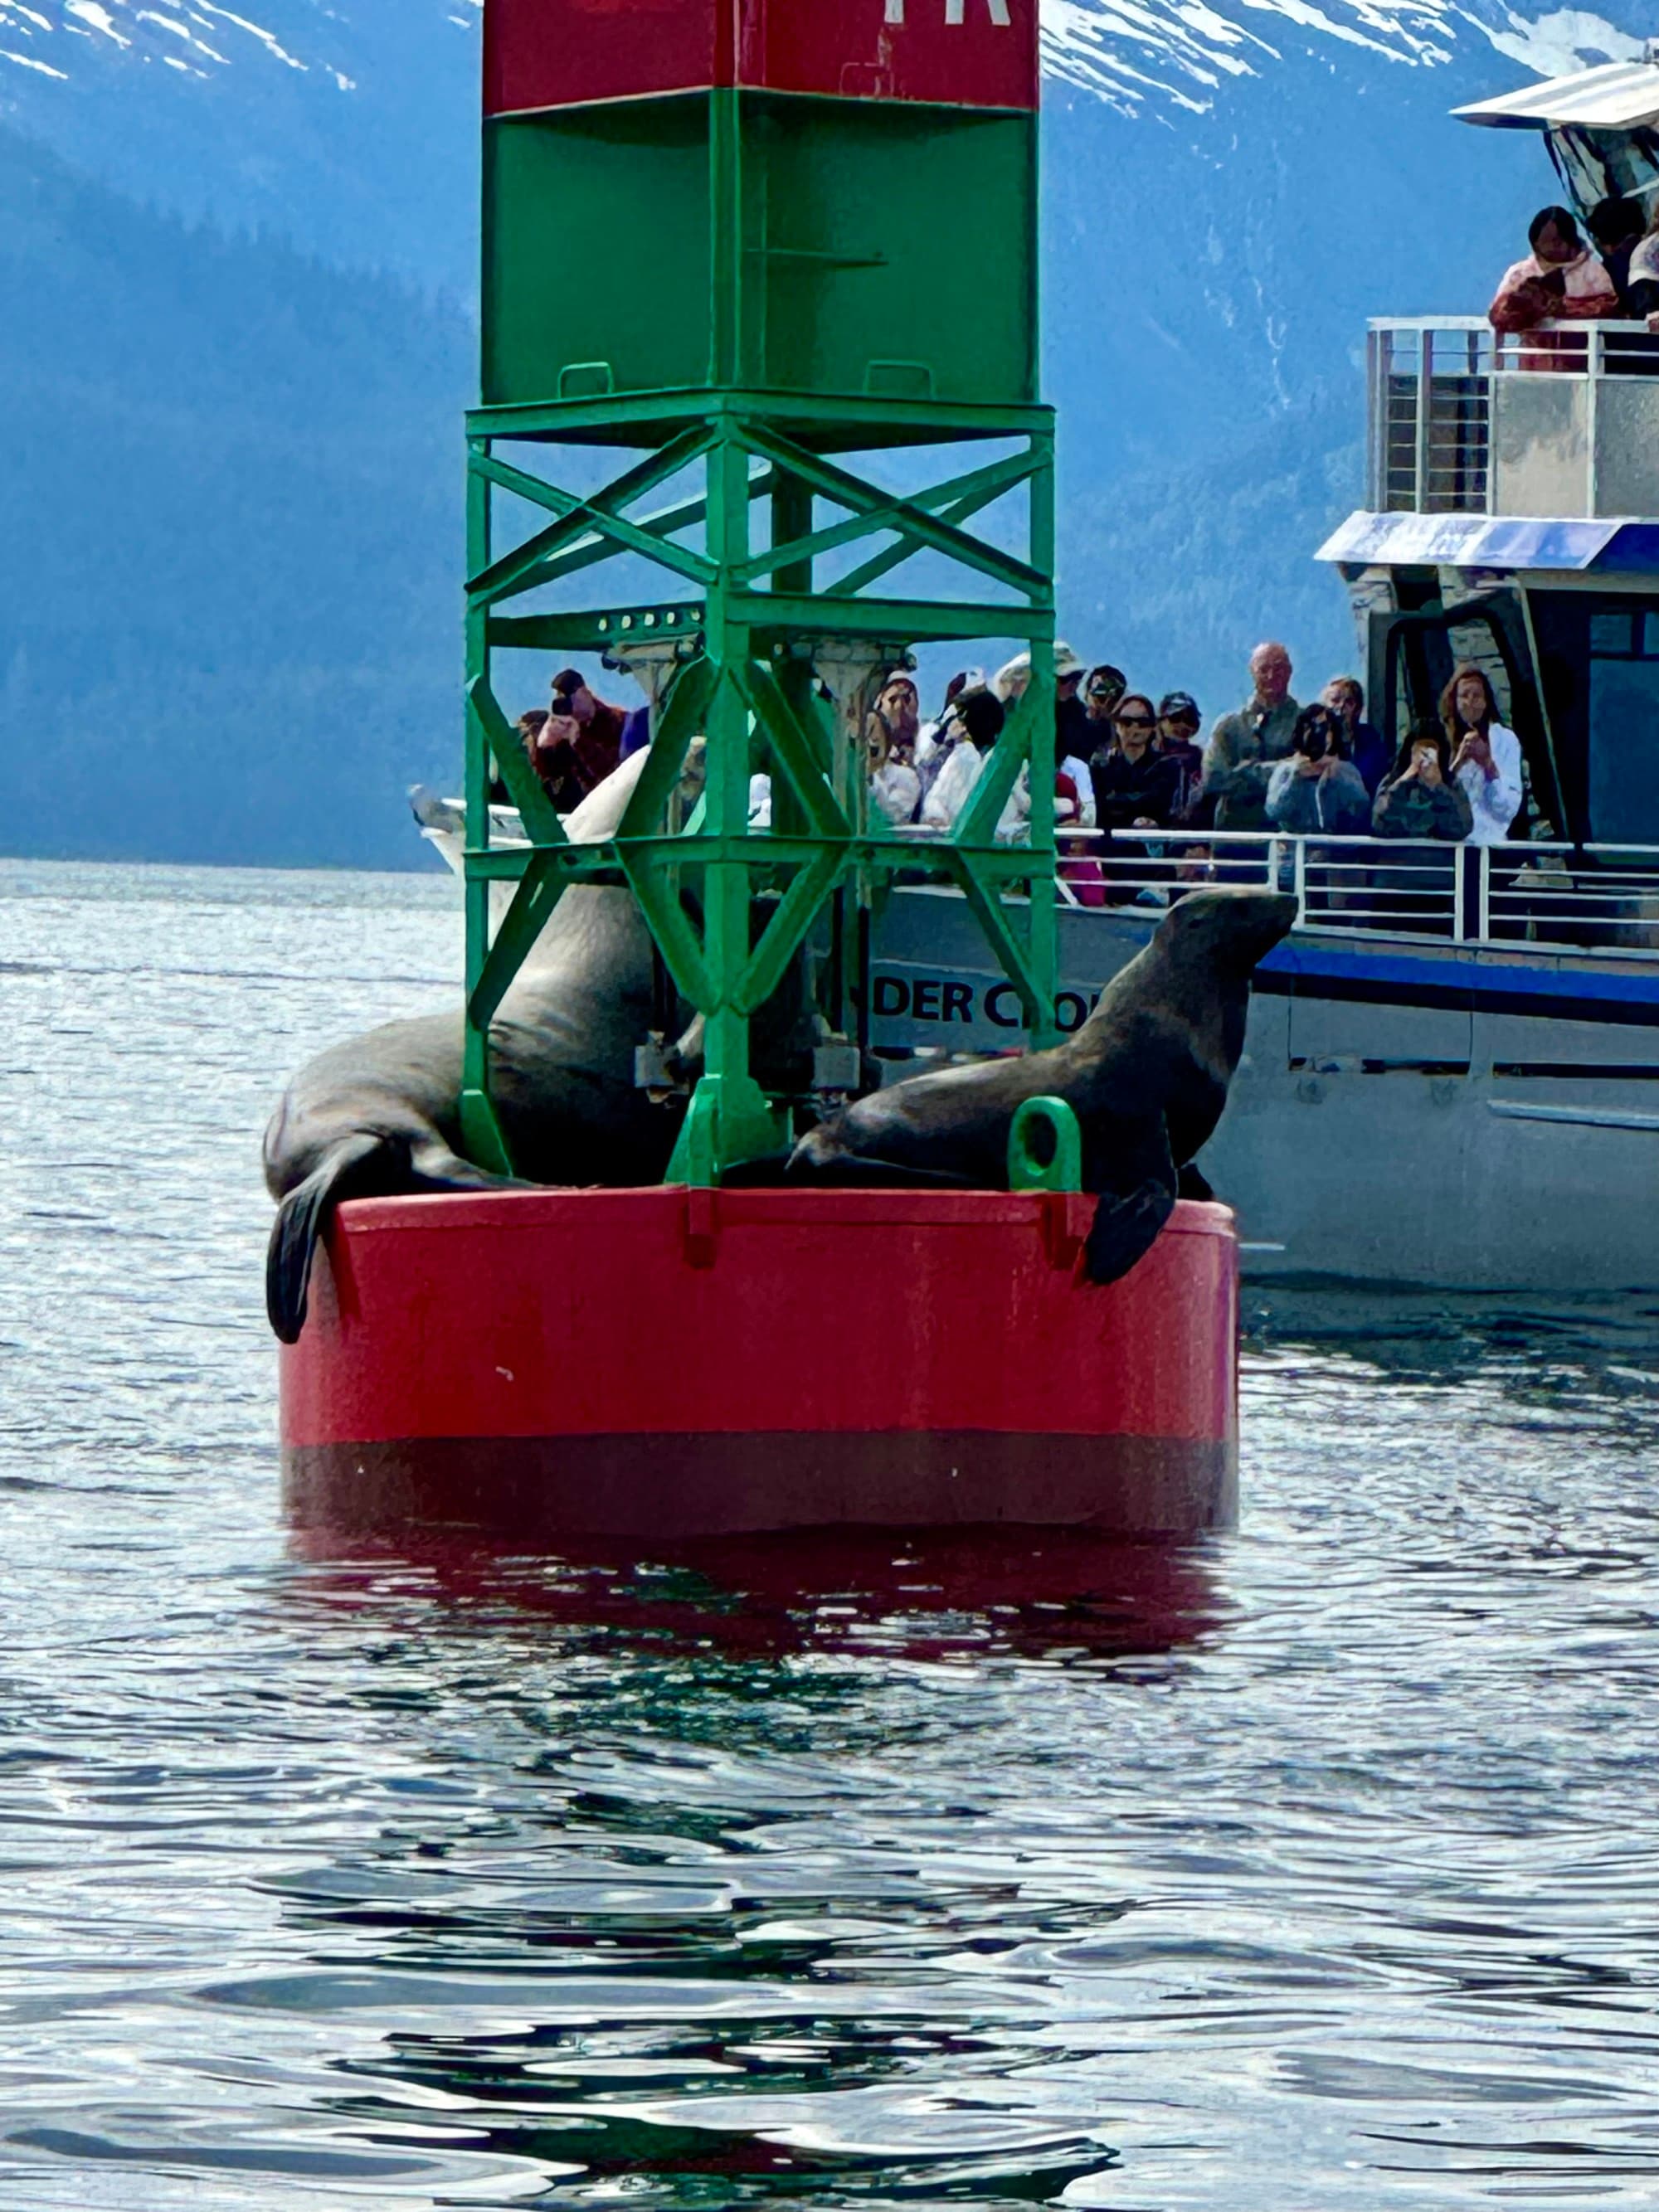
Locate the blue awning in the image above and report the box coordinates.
[1314,512,1658,571]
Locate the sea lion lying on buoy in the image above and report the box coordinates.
[265,754,706,1344]
[788,887,1297,1285]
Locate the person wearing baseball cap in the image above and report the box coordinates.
[1156,691,1206,822]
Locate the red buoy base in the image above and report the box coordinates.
[280,1188,1238,1542]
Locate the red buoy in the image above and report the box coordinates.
[280,1190,1238,1542]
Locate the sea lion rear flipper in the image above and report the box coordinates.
[1083,1180,1177,1286]
[1082,1117,1178,1286]
[265,1131,398,1346]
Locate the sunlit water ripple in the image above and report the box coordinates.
[2,857,1657,2208]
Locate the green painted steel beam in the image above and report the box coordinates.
[459,177,1058,1184]
[737,422,1048,600]
[732,446,1039,586]
[466,387,1053,451]
[468,440,720,605]
[489,606,707,653]
[727,592,1053,642]
[528,464,775,591]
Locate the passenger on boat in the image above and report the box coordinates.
[1440,665,1522,845]
[1321,676,1389,798]
[917,667,983,770]
[1627,203,1659,325]
[1372,726,1473,931]
[526,707,592,813]
[1054,644,1092,765]
[1201,642,1300,833]
[535,668,626,806]
[1155,692,1206,822]
[1588,197,1647,310]
[1089,693,1180,904]
[1084,664,1126,751]
[867,668,921,773]
[992,644,1092,756]
[1372,727,1473,842]
[922,688,1004,830]
[1488,207,1617,339]
[1266,706,1372,836]
[866,679,922,827]
[487,707,549,805]
[1091,695,1180,829]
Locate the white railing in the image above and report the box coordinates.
[421,796,1659,955]
[1057,828,1659,952]
[1368,316,1659,518]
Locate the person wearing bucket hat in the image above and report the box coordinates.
[1053,642,1092,765]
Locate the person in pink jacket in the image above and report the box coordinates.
[1490,207,1617,366]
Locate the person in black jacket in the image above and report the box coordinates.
[1091,693,1181,902]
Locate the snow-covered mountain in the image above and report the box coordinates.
[0,0,1653,863]
[1,3,1648,286]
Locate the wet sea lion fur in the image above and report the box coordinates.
[264,756,684,1344]
[788,887,1297,1284]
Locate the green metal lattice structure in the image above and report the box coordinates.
[460,23,1057,1185]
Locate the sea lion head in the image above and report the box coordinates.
[1151,887,1297,983]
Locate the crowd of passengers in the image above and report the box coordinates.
[505,644,1524,873]
[1491,195,1659,333]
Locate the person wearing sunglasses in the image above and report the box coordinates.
[1089,694,1180,903]
[1090,694,1180,831]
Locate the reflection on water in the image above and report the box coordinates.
[2,860,1659,2208]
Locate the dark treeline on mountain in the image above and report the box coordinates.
[0,126,471,870]
[0,6,1570,869]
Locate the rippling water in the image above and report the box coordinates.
[2,856,1658,2209]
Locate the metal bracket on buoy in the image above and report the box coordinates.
[1010,1096,1087,1271]
[1008,1095,1082,1193]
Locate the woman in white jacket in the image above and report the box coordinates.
[922,688,1005,829]
[1441,666,1522,845]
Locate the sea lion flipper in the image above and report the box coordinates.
[1082,1179,1177,1286]
[265,1130,395,1345]
[1176,1161,1215,1203]
[1082,1116,1179,1286]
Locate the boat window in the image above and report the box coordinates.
[1550,125,1659,222]
[1588,606,1659,844]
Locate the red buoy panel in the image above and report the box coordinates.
[484,0,1040,119]
[281,1189,1238,1542]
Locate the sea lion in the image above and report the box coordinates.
[264,755,691,1344]
[788,887,1297,1284]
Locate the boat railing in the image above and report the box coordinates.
[428,796,1659,955]
[1367,315,1659,518]
[1056,828,1659,952]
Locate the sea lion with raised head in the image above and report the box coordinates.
[788,887,1297,1284]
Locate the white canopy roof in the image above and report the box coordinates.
[1454,58,1659,133]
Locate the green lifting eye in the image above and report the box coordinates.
[1007,1095,1082,1193]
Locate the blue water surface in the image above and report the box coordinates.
[1,858,1657,2210]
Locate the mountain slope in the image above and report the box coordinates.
[0,123,471,867]
[0,2,1653,861]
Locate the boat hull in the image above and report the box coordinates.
[868,892,1659,1291]
[280,1189,1239,1540]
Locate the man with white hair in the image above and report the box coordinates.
[1201,640,1301,834]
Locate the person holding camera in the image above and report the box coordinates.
[1266,704,1372,836]
[1373,726,1473,841]
[1490,207,1616,371]
[1371,723,1473,930]
[1440,665,1522,846]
